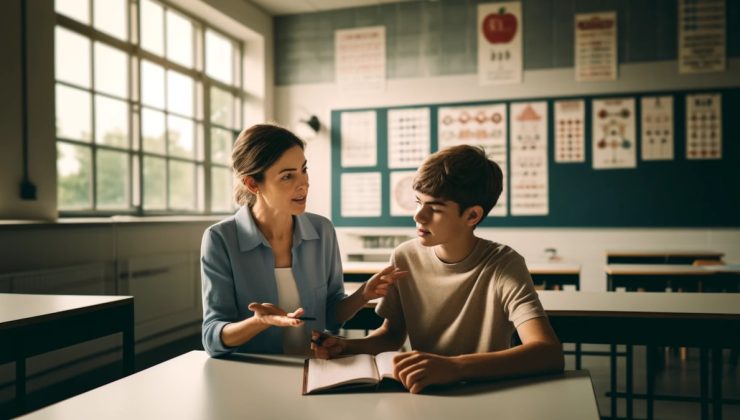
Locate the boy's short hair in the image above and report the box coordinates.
[413,145,503,225]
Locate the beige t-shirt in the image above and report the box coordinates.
[376,238,546,356]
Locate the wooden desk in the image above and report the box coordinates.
[340,288,740,420]
[344,261,581,290]
[605,264,740,292]
[20,350,600,420]
[606,249,724,265]
[0,293,134,415]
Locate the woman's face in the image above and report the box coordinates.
[253,145,309,215]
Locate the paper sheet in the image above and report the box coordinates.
[510,102,548,216]
[341,111,377,167]
[592,98,636,169]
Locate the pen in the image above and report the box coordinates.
[297,316,316,321]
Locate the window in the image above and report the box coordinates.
[55,0,242,214]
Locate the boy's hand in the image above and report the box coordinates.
[247,302,305,327]
[393,351,461,394]
[362,265,408,301]
[310,330,346,359]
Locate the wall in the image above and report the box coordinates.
[273,0,740,291]
[0,0,273,412]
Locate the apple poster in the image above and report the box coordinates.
[477,2,523,86]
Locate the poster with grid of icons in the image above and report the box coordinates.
[387,108,431,169]
[437,104,508,216]
[641,96,674,161]
[686,93,722,159]
[554,100,585,163]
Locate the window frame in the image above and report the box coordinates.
[55,0,243,217]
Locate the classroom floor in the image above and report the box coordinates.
[570,344,739,419]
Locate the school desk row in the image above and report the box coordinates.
[343,283,739,420]
[345,260,740,293]
[4,291,738,420]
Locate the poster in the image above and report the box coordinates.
[640,96,674,161]
[389,171,417,216]
[592,98,636,169]
[686,93,722,159]
[678,0,725,74]
[387,107,430,169]
[335,26,386,92]
[341,172,381,217]
[510,102,548,216]
[341,111,377,167]
[554,100,585,163]
[477,2,523,85]
[575,12,617,81]
[437,104,508,216]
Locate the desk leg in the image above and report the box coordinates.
[700,348,709,420]
[122,304,135,376]
[712,348,722,420]
[626,345,633,419]
[610,344,618,419]
[15,357,26,414]
[575,342,582,370]
[646,345,656,420]
[607,274,613,292]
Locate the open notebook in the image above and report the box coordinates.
[302,351,401,395]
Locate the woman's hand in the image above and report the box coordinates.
[247,302,305,327]
[310,330,347,359]
[362,265,408,301]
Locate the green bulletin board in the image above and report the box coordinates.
[331,88,740,228]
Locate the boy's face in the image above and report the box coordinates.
[413,192,476,247]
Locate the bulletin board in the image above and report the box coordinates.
[330,87,740,227]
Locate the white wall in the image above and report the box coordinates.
[275,59,740,291]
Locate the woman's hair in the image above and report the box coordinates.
[232,124,305,206]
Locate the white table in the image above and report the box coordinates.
[20,350,601,420]
[0,293,134,415]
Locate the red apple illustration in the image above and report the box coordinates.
[482,8,518,44]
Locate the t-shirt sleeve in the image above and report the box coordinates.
[497,255,546,328]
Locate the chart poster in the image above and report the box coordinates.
[641,96,674,161]
[592,98,636,169]
[679,0,725,74]
[575,12,617,82]
[389,171,417,216]
[477,2,523,86]
[341,111,377,168]
[686,93,722,159]
[387,107,430,169]
[341,172,381,217]
[437,104,508,216]
[510,102,548,216]
[335,26,386,93]
[554,100,585,163]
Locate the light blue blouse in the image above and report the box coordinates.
[201,206,346,357]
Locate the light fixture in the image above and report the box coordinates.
[301,115,320,133]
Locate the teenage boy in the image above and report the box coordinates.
[312,145,564,393]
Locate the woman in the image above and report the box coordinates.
[201,124,404,356]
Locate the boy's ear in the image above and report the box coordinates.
[464,205,484,227]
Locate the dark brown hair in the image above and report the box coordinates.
[413,145,503,226]
[232,124,305,206]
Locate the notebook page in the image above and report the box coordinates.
[306,354,379,393]
[374,351,401,379]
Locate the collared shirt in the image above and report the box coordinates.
[201,206,345,357]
